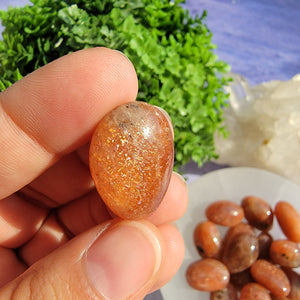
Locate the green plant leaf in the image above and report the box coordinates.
[0,0,230,169]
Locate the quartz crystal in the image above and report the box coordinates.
[215,73,300,185]
[89,102,174,219]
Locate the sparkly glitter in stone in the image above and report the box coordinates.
[89,102,174,219]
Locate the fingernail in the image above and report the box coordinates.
[85,221,162,299]
[112,49,131,62]
[173,171,187,187]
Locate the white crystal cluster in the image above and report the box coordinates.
[214,73,300,185]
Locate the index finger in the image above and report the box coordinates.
[0,47,138,199]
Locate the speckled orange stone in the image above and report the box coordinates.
[89,102,174,219]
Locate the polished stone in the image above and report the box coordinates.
[89,102,174,220]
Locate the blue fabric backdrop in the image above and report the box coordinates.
[184,0,300,85]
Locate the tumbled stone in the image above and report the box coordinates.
[222,231,259,273]
[221,223,258,273]
[205,200,244,227]
[250,259,291,298]
[89,102,174,219]
[186,258,230,292]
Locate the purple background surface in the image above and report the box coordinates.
[184,0,300,85]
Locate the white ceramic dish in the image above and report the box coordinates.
[161,167,300,299]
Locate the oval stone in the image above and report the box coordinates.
[186,258,230,292]
[250,259,291,298]
[205,200,244,227]
[89,102,174,219]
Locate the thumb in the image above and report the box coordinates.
[0,220,164,300]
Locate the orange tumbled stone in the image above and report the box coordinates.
[186,258,230,291]
[89,102,174,220]
[250,259,291,297]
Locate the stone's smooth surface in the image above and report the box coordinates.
[221,223,259,274]
[270,240,300,268]
[186,259,230,292]
[239,283,271,300]
[205,200,244,227]
[241,196,273,231]
[222,232,259,274]
[250,259,291,298]
[193,221,221,258]
[89,102,174,220]
[275,201,300,243]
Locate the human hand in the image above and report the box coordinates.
[0,48,188,299]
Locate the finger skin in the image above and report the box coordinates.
[19,172,187,265]
[0,194,47,248]
[25,151,94,207]
[0,220,172,300]
[147,172,188,225]
[150,223,185,292]
[18,214,70,266]
[0,47,138,199]
[0,48,186,298]
[53,171,187,235]
[57,190,111,236]
[0,247,26,288]
[56,172,187,234]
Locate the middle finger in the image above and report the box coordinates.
[56,172,187,236]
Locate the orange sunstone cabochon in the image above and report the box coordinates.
[89,102,174,220]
